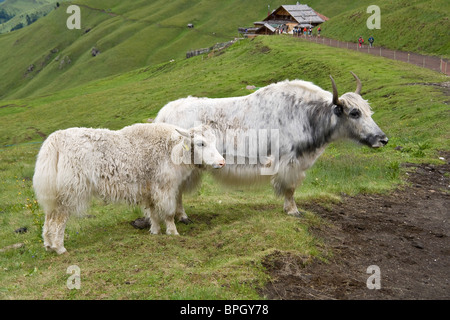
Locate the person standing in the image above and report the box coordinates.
[317,26,321,37]
[368,36,374,48]
[358,36,364,48]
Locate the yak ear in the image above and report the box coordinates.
[333,105,343,117]
[175,128,190,138]
[175,129,191,151]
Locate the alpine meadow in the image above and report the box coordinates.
[0,0,449,301]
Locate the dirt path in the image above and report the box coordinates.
[296,36,449,76]
[260,152,449,300]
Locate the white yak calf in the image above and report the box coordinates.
[33,123,225,254]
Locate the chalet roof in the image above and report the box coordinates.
[262,23,276,32]
[263,3,327,25]
[248,23,276,34]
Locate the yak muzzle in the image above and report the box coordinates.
[212,158,226,169]
[369,134,389,148]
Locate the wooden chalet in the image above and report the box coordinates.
[240,2,328,36]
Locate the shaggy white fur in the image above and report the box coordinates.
[33,123,224,254]
[155,76,387,217]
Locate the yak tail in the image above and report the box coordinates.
[33,134,60,215]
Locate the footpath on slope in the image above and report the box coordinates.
[296,35,449,76]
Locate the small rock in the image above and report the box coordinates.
[0,243,24,252]
[91,47,100,57]
[412,241,424,249]
[130,217,151,229]
[14,227,28,234]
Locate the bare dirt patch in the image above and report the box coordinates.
[260,153,449,300]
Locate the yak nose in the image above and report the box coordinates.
[217,159,226,168]
[380,137,389,146]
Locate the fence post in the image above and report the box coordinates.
[408,53,410,63]
[423,57,425,68]
[379,47,381,56]
[394,50,396,60]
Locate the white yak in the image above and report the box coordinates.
[33,123,225,254]
[154,73,388,220]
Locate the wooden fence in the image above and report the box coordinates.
[297,35,449,75]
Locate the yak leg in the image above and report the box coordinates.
[43,209,69,255]
[273,170,306,217]
[175,192,191,224]
[165,213,180,236]
[164,191,180,235]
[283,188,300,216]
[175,170,202,224]
[144,206,161,235]
[151,187,180,235]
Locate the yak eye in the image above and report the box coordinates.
[349,109,361,119]
[197,142,205,147]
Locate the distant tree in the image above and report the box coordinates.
[0,8,13,23]
[10,22,24,32]
[26,13,39,25]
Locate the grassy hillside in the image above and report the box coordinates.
[1,36,448,149]
[0,36,448,299]
[318,0,450,58]
[1,0,448,101]
[0,0,66,33]
[0,0,289,100]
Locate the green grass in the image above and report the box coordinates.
[319,0,450,59]
[1,0,448,101]
[0,36,449,299]
[0,0,289,100]
[0,0,68,34]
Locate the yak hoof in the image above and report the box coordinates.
[287,210,305,218]
[166,230,180,236]
[54,247,68,255]
[179,217,193,225]
[45,245,67,254]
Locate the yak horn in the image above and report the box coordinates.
[350,71,362,95]
[329,75,340,105]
